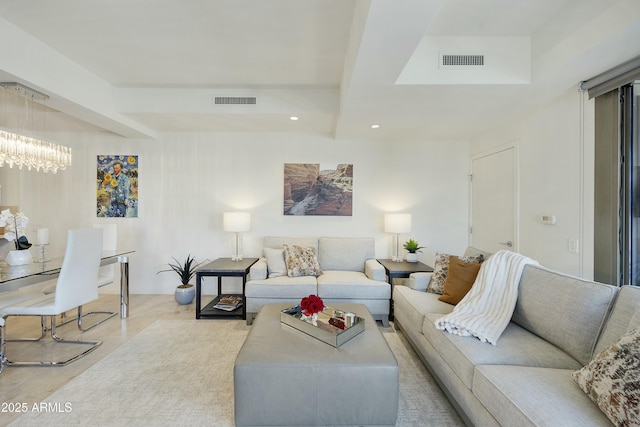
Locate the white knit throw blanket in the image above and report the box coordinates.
[434,250,538,345]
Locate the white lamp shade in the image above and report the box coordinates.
[384,213,411,234]
[223,212,251,232]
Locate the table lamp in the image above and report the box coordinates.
[223,212,251,261]
[384,213,411,262]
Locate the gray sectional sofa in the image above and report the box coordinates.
[245,236,390,325]
[393,251,640,426]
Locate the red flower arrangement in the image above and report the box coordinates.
[300,294,324,316]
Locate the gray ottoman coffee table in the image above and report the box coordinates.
[234,303,399,426]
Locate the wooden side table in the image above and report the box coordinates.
[195,257,258,320]
[377,259,433,321]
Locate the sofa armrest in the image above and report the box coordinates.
[365,259,386,282]
[249,258,267,281]
[409,272,433,292]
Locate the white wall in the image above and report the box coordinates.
[2,84,599,292]
[1,131,471,294]
[471,87,594,278]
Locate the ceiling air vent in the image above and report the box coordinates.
[214,96,257,105]
[440,54,485,68]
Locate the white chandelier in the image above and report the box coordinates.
[0,83,72,174]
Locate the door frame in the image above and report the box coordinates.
[469,141,520,252]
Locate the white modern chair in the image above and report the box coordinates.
[43,223,118,331]
[77,223,119,330]
[0,228,103,368]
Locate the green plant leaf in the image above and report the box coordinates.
[403,238,424,253]
[157,254,209,285]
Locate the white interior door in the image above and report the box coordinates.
[470,146,517,253]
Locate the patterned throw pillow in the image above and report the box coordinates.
[427,252,484,294]
[572,328,640,427]
[283,244,322,277]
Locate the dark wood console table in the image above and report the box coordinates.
[377,259,433,321]
[195,257,258,320]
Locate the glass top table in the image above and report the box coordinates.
[0,249,135,317]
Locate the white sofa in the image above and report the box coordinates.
[393,248,640,426]
[245,236,390,326]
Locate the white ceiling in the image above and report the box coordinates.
[0,0,638,140]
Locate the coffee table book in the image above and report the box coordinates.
[280,306,365,347]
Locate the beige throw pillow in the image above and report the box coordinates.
[572,328,640,427]
[428,252,484,294]
[283,244,322,277]
[264,247,286,278]
[438,256,481,305]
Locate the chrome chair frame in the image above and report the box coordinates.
[0,228,103,370]
[0,314,101,367]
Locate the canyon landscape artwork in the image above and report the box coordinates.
[283,163,353,216]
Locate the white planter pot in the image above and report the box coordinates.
[175,285,195,305]
[5,249,33,266]
[406,253,418,263]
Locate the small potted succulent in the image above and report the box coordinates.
[157,254,208,304]
[403,238,424,263]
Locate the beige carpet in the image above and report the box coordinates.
[10,319,463,426]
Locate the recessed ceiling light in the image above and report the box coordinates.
[370,124,380,129]
[290,116,299,121]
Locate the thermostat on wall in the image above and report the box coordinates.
[540,215,557,225]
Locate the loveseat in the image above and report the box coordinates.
[245,236,390,326]
[393,247,640,426]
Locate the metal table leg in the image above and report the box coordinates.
[118,256,129,318]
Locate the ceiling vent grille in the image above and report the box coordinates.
[214,96,256,105]
[440,54,485,67]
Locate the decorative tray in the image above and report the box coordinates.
[280,305,365,347]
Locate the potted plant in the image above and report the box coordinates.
[403,238,424,263]
[157,254,208,304]
[0,209,33,265]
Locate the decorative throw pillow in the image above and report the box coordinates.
[438,256,482,305]
[264,247,286,278]
[283,244,322,277]
[427,252,484,294]
[572,328,640,427]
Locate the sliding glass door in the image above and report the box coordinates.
[627,82,640,285]
[594,82,639,286]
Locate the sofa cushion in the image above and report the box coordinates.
[474,365,612,427]
[594,285,640,355]
[423,313,582,389]
[317,237,374,272]
[512,264,619,366]
[264,247,286,278]
[572,328,640,427]
[245,276,317,298]
[263,236,318,251]
[438,256,481,305]
[462,246,492,260]
[317,271,390,299]
[393,286,453,332]
[283,244,322,277]
[428,252,483,294]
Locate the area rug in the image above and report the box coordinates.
[10,319,463,426]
